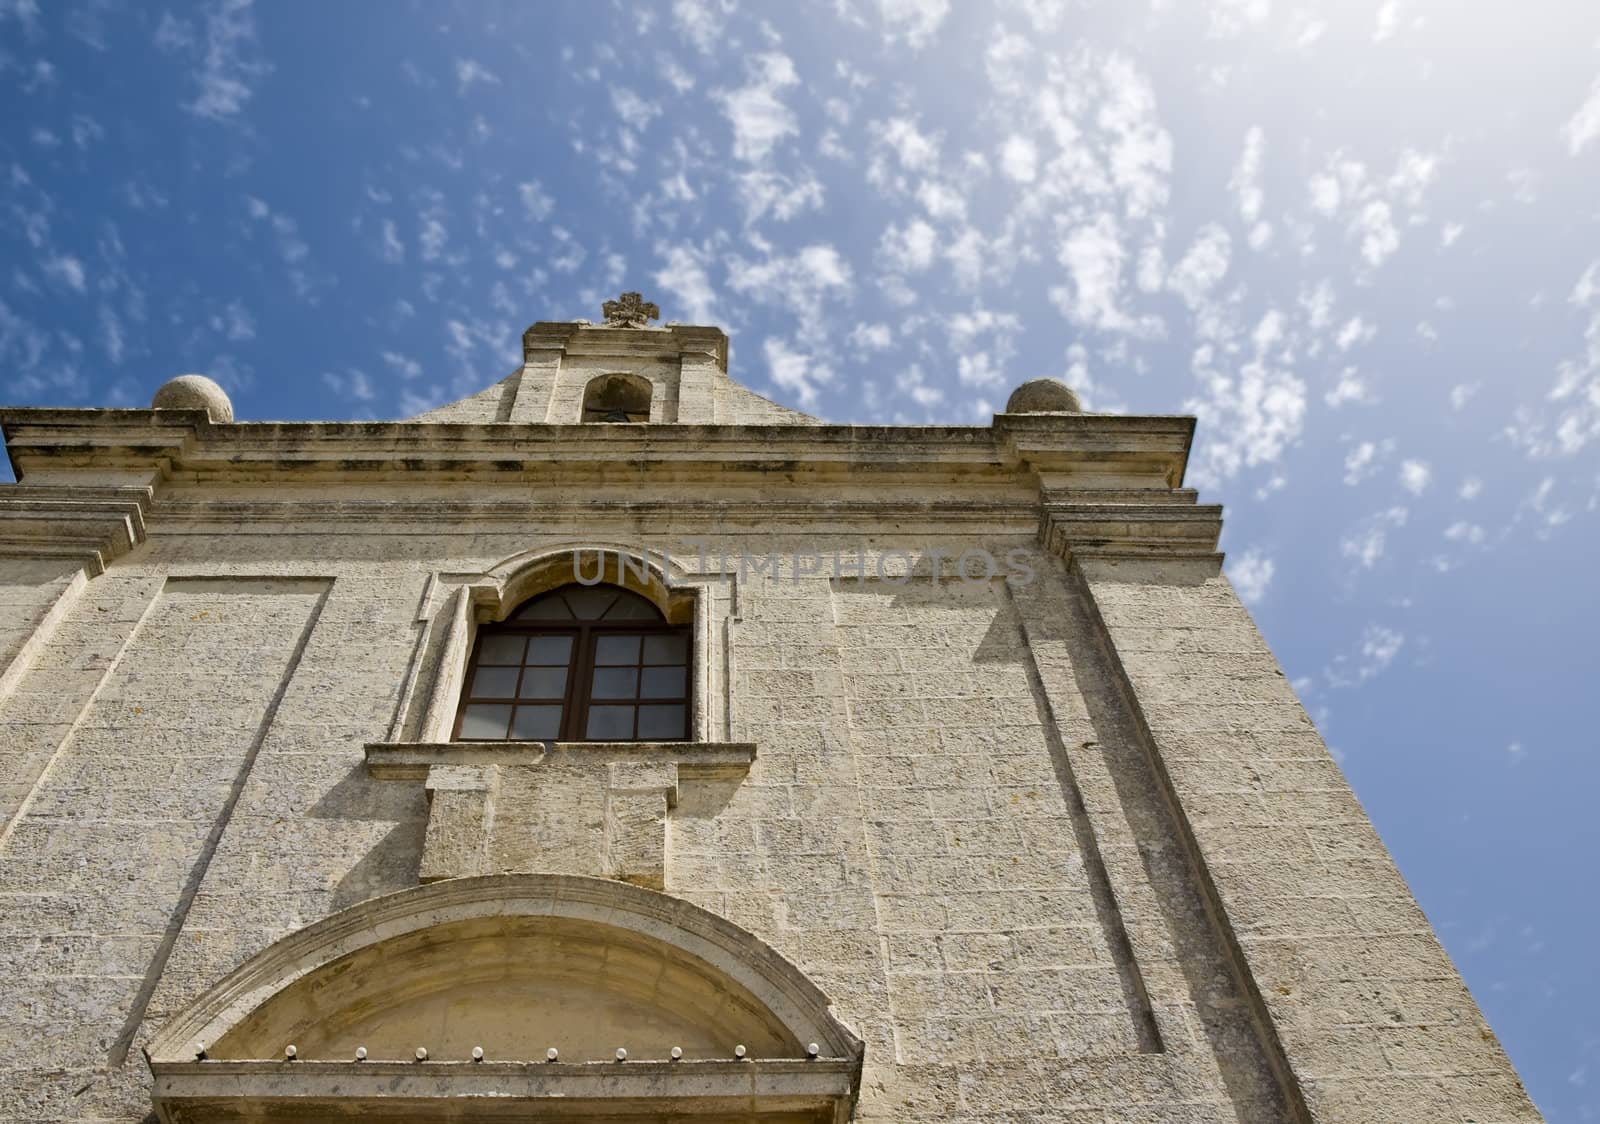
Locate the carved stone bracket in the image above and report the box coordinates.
[1040,498,1224,566]
[366,741,755,890]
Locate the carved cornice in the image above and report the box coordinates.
[1040,498,1224,564]
[0,483,151,574]
[1,407,1225,561]
[1,409,1189,483]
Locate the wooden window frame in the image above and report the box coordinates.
[452,584,692,743]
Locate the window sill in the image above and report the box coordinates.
[363,740,755,781]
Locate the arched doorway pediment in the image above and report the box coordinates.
[147,875,862,1122]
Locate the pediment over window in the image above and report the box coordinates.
[147,875,862,1122]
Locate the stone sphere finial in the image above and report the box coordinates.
[1005,378,1082,414]
[151,374,234,422]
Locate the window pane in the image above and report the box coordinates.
[459,704,512,740]
[592,666,639,699]
[640,666,686,698]
[526,634,573,666]
[479,634,526,665]
[586,705,635,740]
[601,591,661,620]
[638,704,686,740]
[515,596,573,620]
[643,633,688,665]
[470,666,520,698]
[518,666,567,698]
[562,587,617,620]
[594,634,641,665]
[511,705,563,740]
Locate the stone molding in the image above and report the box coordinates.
[385,542,734,747]
[0,409,1193,487]
[149,1058,860,1122]
[146,874,864,1120]
[0,482,150,574]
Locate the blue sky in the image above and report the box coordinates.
[3,0,1598,1115]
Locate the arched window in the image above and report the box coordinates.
[455,583,690,742]
[581,372,652,422]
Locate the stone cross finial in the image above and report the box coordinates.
[601,292,660,329]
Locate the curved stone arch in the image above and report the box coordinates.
[148,875,862,1121]
[580,370,654,423]
[151,874,860,1062]
[477,538,696,626]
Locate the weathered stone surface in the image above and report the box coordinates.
[0,315,1540,1122]
[150,373,233,422]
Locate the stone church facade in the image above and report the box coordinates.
[0,298,1539,1122]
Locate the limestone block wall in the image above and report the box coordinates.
[0,515,1540,1122]
[1080,559,1540,1122]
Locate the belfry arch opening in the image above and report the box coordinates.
[581,371,652,422]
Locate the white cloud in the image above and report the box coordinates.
[1335,316,1374,350]
[455,58,500,93]
[212,300,255,341]
[379,219,404,264]
[611,87,661,132]
[1339,506,1407,569]
[1459,476,1483,500]
[727,244,851,349]
[418,212,448,263]
[1398,458,1431,495]
[1185,339,1307,486]
[1444,521,1485,545]
[1000,135,1038,183]
[1343,439,1387,485]
[1229,126,1271,246]
[1324,369,1371,408]
[322,367,375,402]
[878,219,938,273]
[1209,0,1269,39]
[1373,0,1398,41]
[763,337,833,407]
[737,170,824,225]
[1563,75,1600,156]
[875,0,949,48]
[895,362,944,408]
[1358,624,1403,678]
[671,0,732,53]
[1051,214,1144,333]
[873,116,941,176]
[916,180,966,221]
[1355,200,1399,266]
[42,254,87,292]
[1227,548,1275,604]
[99,305,124,364]
[381,351,423,380]
[1449,382,1479,410]
[957,352,1003,387]
[653,243,719,325]
[717,52,799,164]
[850,322,892,351]
[155,0,268,122]
[1309,172,1341,216]
[1167,224,1232,308]
[518,181,554,222]
[1510,261,1600,456]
